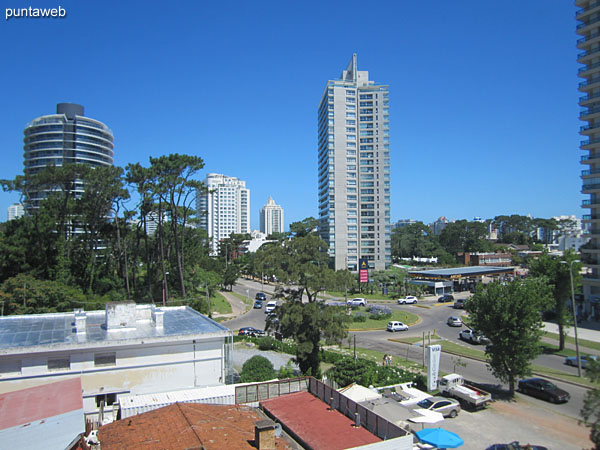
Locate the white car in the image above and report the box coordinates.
[265,301,277,314]
[397,296,418,305]
[347,297,367,307]
[387,321,408,332]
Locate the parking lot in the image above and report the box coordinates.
[420,395,591,450]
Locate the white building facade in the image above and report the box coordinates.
[259,196,284,236]
[197,173,250,255]
[0,303,233,420]
[317,54,391,272]
[7,203,24,221]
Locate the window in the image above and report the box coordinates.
[346,112,356,118]
[95,393,117,408]
[95,352,116,367]
[359,94,373,99]
[48,357,70,371]
[346,119,356,125]
[0,360,21,376]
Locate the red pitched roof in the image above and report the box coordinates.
[261,391,381,450]
[98,402,291,450]
[0,377,83,430]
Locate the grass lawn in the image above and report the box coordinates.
[347,309,420,331]
[543,331,600,352]
[229,290,254,305]
[211,292,232,314]
[389,334,441,345]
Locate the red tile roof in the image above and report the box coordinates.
[261,391,381,450]
[98,402,291,450]
[0,377,83,430]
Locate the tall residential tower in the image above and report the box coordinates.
[23,103,114,209]
[317,54,391,271]
[197,173,250,255]
[259,196,284,236]
[577,1,600,319]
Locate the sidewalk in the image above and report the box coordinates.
[543,320,600,343]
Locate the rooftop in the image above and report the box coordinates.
[98,402,292,450]
[0,303,231,353]
[409,266,515,279]
[261,391,381,450]
[0,378,84,450]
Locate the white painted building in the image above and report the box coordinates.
[197,173,250,255]
[7,203,24,221]
[0,303,233,420]
[259,196,284,236]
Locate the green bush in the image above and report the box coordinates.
[326,355,422,388]
[240,355,276,382]
[257,336,278,351]
[353,313,367,322]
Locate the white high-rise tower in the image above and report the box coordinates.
[259,196,284,236]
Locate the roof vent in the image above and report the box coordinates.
[254,419,276,450]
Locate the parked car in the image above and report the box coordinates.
[517,378,570,403]
[487,443,548,450]
[238,327,265,337]
[387,321,408,332]
[453,298,465,309]
[459,329,489,345]
[265,301,277,314]
[438,294,455,303]
[255,292,267,301]
[397,296,418,305]
[347,297,367,307]
[565,354,598,369]
[447,316,463,327]
[253,299,263,309]
[416,396,461,418]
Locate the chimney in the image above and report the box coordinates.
[254,420,276,450]
[75,310,87,334]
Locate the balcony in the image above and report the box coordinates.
[581,168,600,176]
[579,60,600,76]
[578,47,600,61]
[583,183,600,192]
[578,31,600,48]
[579,76,600,90]
[581,137,600,148]
[576,1,600,19]
[581,123,600,134]
[577,15,600,32]
[581,105,600,118]
[581,154,600,164]
[580,92,600,104]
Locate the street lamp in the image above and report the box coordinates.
[562,260,582,377]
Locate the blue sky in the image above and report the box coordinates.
[0,0,582,228]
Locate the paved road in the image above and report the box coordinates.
[224,282,592,420]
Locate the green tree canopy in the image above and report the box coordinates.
[240,355,276,382]
[466,278,552,396]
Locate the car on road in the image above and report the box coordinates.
[253,299,263,309]
[387,321,408,332]
[238,327,265,337]
[453,298,465,309]
[486,443,548,450]
[416,396,461,418]
[565,354,598,369]
[447,316,463,327]
[347,297,367,307]
[397,296,418,304]
[265,300,277,314]
[255,292,267,301]
[438,294,454,303]
[459,329,489,345]
[517,378,570,403]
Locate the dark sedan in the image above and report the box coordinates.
[438,294,455,303]
[517,378,570,403]
[238,327,265,337]
[255,292,267,301]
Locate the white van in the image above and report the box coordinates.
[387,321,408,332]
[265,301,277,314]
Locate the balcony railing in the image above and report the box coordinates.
[580,92,600,102]
[580,76,600,88]
[579,47,600,60]
[577,1,600,17]
[583,199,593,206]
[581,123,600,132]
[579,60,600,74]
[579,31,600,45]
[581,138,600,146]
[583,183,600,191]
[581,105,600,117]
[577,15,600,30]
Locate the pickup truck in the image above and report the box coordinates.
[438,373,492,410]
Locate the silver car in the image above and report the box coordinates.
[416,396,461,418]
[447,316,463,327]
[565,355,598,369]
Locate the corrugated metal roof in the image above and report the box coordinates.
[0,305,230,351]
[409,266,514,277]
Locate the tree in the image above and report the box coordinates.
[326,356,421,388]
[438,220,494,257]
[466,278,552,397]
[269,302,348,375]
[528,251,582,350]
[581,360,600,448]
[240,355,276,382]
